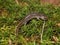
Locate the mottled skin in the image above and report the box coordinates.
[15,13,48,36]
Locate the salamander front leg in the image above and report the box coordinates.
[37,17,40,20]
[24,21,27,25]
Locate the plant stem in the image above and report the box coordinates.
[41,21,45,43]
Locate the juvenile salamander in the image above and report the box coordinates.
[15,13,48,36]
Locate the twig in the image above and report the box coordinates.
[41,41,60,44]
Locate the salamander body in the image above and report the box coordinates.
[15,13,48,36]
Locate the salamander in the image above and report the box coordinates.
[15,12,48,36]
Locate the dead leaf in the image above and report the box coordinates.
[56,23,60,27]
[52,36,59,42]
[8,39,12,45]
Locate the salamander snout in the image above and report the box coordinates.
[39,15,48,21]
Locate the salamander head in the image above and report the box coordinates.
[31,12,48,21]
[37,14,48,21]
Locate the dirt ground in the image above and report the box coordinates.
[40,0,60,6]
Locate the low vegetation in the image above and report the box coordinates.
[0,0,60,45]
